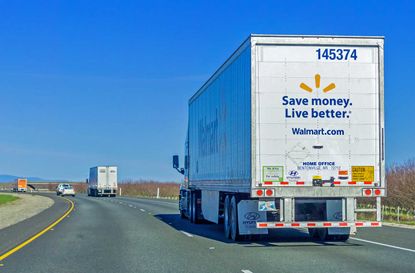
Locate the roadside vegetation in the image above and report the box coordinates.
[0,194,19,205]
[118,180,180,199]
[358,160,415,225]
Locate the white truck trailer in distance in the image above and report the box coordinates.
[173,34,385,241]
[88,166,118,197]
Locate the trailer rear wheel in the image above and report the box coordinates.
[314,228,350,241]
[190,191,201,224]
[224,195,231,239]
[317,228,328,241]
[230,196,241,241]
[328,234,350,241]
[308,228,319,239]
[180,209,186,219]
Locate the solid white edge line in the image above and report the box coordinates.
[350,237,415,253]
[180,231,194,238]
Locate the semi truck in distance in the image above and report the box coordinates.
[87,166,118,197]
[15,178,28,192]
[173,34,385,241]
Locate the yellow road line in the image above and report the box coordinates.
[0,197,75,261]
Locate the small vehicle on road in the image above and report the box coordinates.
[56,183,69,195]
[56,183,74,196]
[60,184,76,197]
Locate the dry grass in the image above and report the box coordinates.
[118,180,180,199]
[384,160,415,209]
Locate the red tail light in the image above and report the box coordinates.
[364,189,372,196]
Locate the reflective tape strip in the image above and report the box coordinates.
[256,181,376,188]
[256,221,382,229]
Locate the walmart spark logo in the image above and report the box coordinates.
[300,74,336,93]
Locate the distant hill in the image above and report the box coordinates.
[0,174,67,183]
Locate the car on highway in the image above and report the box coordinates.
[56,183,72,196]
[60,184,76,197]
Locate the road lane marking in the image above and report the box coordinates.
[350,237,415,253]
[180,231,194,238]
[0,197,75,261]
[140,209,146,212]
[241,270,253,273]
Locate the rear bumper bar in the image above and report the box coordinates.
[257,221,382,229]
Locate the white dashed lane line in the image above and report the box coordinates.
[350,237,415,253]
[180,231,194,238]
[140,209,146,212]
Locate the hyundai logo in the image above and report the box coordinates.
[289,170,298,176]
[244,212,260,221]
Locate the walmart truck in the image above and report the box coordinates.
[173,34,385,241]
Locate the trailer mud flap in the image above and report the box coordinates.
[238,200,268,235]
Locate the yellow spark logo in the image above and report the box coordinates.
[300,74,336,93]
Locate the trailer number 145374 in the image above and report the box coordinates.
[316,48,357,60]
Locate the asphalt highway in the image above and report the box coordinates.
[0,194,414,273]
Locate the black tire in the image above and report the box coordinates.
[317,228,328,241]
[189,191,195,223]
[308,228,319,239]
[327,234,350,241]
[72,195,75,197]
[224,195,231,239]
[315,228,350,241]
[190,191,201,224]
[180,209,186,219]
[230,196,241,241]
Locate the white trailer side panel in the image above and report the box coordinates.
[188,43,252,192]
[252,37,384,188]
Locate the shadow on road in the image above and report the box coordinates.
[154,213,361,248]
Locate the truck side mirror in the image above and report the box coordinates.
[173,155,185,175]
[173,155,180,169]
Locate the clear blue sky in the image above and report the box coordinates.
[0,1,413,181]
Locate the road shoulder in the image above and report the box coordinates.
[0,193,54,230]
[0,193,70,255]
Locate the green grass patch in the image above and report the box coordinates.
[0,194,20,205]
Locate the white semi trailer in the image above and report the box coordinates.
[173,34,385,241]
[88,166,118,197]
